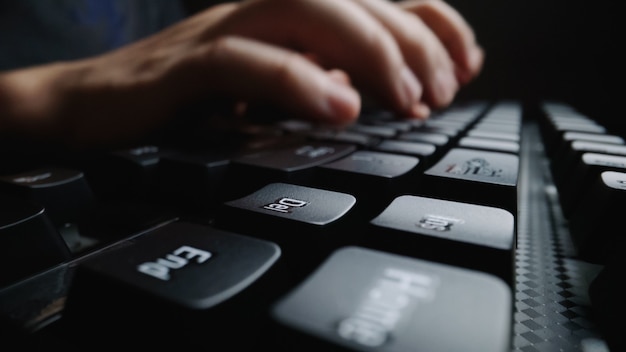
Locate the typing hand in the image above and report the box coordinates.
[0,0,483,148]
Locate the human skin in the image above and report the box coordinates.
[0,0,483,149]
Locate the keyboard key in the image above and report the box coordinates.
[558,152,626,217]
[466,129,520,142]
[156,150,231,211]
[373,140,437,165]
[83,145,173,200]
[539,104,606,156]
[308,128,380,147]
[228,141,356,199]
[551,131,624,161]
[347,123,398,139]
[0,261,71,337]
[368,195,515,285]
[271,246,512,352]
[217,182,357,276]
[0,197,70,288]
[219,182,356,231]
[550,140,626,191]
[0,167,97,227]
[457,136,520,154]
[315,150,421,216]
[471,122,520,135]
[567,171,626,263]
[397,131,450,147]
[64,221,281,346]
[420,148,519,213]
[413,125,460,138]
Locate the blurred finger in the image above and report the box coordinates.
[399,0,484,84]
[351,0,459,109]
[204,0,424,117]
[181,35,361,124]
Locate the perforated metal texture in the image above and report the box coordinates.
[513,122,608,351]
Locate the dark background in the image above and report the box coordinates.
[445,0,621,130]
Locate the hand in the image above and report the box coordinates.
[0,0,483,148]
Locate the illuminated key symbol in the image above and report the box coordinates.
[13,172,52,184]
[137,246,212,281]
[295,145,335,158]
[262,197,308,213]
[129,145,159,156]
[418,214,463,232]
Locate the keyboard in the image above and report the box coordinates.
[0,99,620,351]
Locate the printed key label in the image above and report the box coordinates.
[337,267,439,347]
[262,197,309,213]
[137,245,212,281]
[13,172,52,184]
[418,214,464,232]
[445,157,503,177]
[296,145,335,158]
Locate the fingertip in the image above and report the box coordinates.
[469,45,485,72]
[324,79,361,123]
[399,66,423,111]
[411,102,431,119]
[456,45,484,85]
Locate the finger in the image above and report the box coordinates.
[178,35,361,125]
[399,0,484,84]
[205,0,424,118]
[350,0,459,109]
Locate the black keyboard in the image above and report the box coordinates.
[0,100,620,351]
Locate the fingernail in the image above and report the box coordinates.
[325,81,360,122]
[400,66,422,110]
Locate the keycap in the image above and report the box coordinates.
[550,140,626,191]
[471,122,520,135]
[457,136,520,154]
[419,148,519,213]
[368,195,515,285]
[308,128,379,147]
[551,131,624,161]
[217,182,357,277]
[0,197,70,288]
[315,150,421,216]
[466,129,520,142]
[423,119,468,133]
[155,150,231,211]
[0,167,97,227]
[373,140,437,165]
[539,105,607,157]
[413,125,460,138]
[567,171,626,263]
[271,246,512,352]
[228,141,356,199]
[347,123,398,139]
[63,221,281,346]
[0,262,72,340]
[397,131,450,147]
[82,145,173,200]
[558,152,626,217]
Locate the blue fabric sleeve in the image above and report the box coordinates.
[0,0,187,70]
